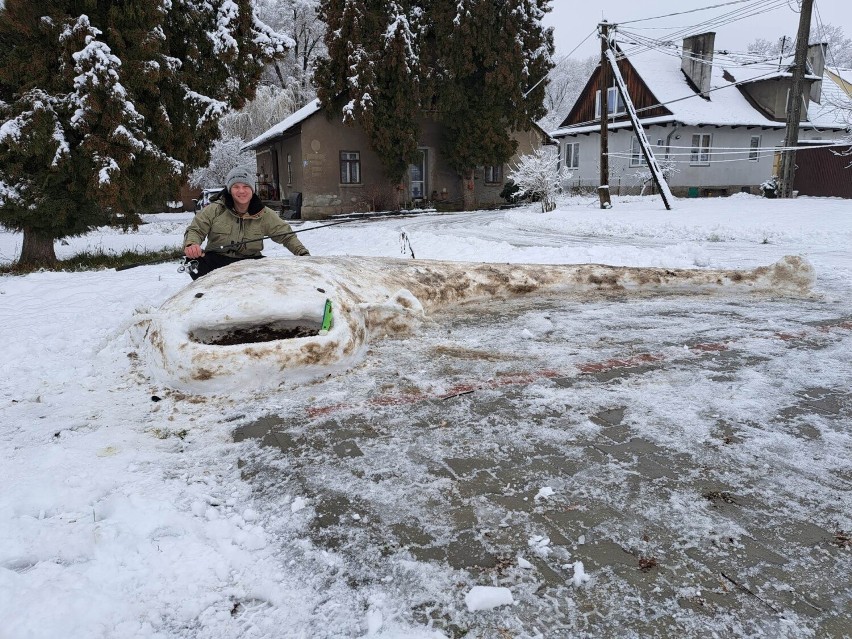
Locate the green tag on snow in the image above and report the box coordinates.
[319,299,333,335]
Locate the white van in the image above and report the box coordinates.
[195,187,224,210]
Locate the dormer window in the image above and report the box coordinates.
[595,87,626,118]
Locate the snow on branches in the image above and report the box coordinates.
[509,146,571,213]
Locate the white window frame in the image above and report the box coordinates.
[630,137,648,167]
[565,142,579,169]
[594,87,626,118]
[749,135,761,162]
[690,133,712,166]
[287,153,293,184]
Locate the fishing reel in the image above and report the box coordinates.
[177,256,199,275]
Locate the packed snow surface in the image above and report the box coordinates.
[141,253,814,393]
[1,194,851,638]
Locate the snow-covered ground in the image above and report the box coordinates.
[1,194,851,638]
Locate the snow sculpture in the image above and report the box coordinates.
[139,255,815,393]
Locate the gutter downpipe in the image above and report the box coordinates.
[665,123,681,161]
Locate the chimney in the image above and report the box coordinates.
[807,42,827,103]
[681,32,716,99]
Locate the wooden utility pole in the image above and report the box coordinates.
[778,0,815,198]
[598,21,612,209]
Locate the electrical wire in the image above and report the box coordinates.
[608,141,847,160]
[554,63,797,133]
[527,28,598,99]
[558,28,598,62]
[606,141,843,165]
[552,11,850,135]
[649,0,792,42]
[813,1,842,72]
[616,0,792,59]
[616,30,792,71]
[618,0,758,25]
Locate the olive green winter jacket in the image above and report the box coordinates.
[183,192,309,258]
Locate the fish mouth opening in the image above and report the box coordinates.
[189,319,322,346]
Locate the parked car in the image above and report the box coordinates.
[194,187,224,210]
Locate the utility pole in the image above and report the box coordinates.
[778,0,814,198]
[605,48,673,210]
[598,21,612,209]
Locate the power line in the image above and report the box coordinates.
[616,0,792,58]
[554,62,797,133]
[531,28,598,98]
[607,141,844,164]
[618,0,759,25]
[617,29,794,70]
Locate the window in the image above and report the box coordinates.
[749,135,761,162]
[594,86,626,118]
[287,153,293,184]
[484,164,503,184]
[690,134,712,165]
[340,151,361,184]
[630,137,648,167]
[564,142,579,169]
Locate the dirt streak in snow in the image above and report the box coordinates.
[138,255,815,393]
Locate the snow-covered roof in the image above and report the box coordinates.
[552,47,849,137]
[809,67,852,129]
[242,98,322,151]
[827,66,852,90]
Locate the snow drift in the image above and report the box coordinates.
[138,255,815,393]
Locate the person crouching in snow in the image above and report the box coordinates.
[183,166,310,279]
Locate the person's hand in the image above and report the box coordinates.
[185,244,204,259]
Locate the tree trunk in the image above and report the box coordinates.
[18,229,58,268]
[461,169,476,211]
[273,62,287,89]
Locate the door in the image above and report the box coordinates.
[409,149,427,200]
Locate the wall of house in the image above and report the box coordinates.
[741,78,816,122]
[471,128,548,207]
[259,114,544,218]
[556,124,815,196]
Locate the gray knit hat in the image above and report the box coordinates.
[226,166,254,192]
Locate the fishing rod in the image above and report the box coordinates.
[202,217,358,253]
[115,216,360,272]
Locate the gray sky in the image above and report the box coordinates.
[543,0,850,59]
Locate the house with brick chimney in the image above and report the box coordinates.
[550,32,851,197]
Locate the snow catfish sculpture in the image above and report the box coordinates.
[141,255,814,393]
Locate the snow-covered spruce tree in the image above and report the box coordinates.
[508,146,569,213]
[430,0,554,210]
[315,0,423,185]
[0,0,289,267]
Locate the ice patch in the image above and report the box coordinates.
[464,585,514,611]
